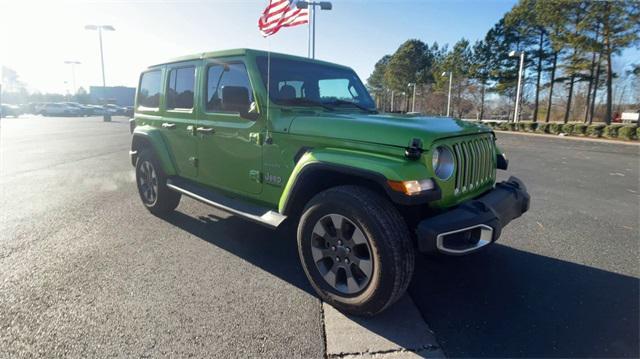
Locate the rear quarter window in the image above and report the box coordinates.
[138,70,162,108]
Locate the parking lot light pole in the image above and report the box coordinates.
[84,25,115,88]
[390,90,395,112]
[85,25,115,121]
[442,71,453,117]
[63,61,81,95]
[509,50,525,123]
[296,1,332,59]
[408,83,417,113]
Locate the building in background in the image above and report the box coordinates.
[89,86,135,106]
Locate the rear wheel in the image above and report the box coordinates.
[297,185,414,316]
[135,149,181,215]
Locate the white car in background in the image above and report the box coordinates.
[40,103,73,117]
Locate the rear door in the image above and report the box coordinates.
[158,63,199,179]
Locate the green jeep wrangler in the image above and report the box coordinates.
[130,49,529,316]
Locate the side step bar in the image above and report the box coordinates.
[166,177,287,228]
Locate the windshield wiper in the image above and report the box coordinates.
[278,98,334,111]
[324,99,378,114]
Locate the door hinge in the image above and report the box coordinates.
[249,169,262,183]
[249,132,263,145]
[188,156,198,167]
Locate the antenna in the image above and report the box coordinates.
[266,38,272,141]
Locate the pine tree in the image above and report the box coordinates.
[506,0,551,122]
[596,1,640,124]
[470,40,492,120]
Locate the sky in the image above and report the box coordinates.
[0,0,637,95]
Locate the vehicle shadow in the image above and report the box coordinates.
[156,210,639,358]
[159,209,316,296]
[158,209,442,356]
[409,245,640,358]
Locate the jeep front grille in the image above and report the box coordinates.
[451,135,496,195]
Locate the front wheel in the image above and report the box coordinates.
[135,149,181,215]
[297,186,414,317]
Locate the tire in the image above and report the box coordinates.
[297,185,414,317]
[135,149,181,215]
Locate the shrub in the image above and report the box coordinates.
[561,123,575,135]
[498,122,510,131]
[573,124,588,136]
[536,123,550,133]
[586,124,606,137]
[520,121,538,132]
[549,123,563,134]
[617,126,637,141]
[603,124,624,138]
[637,127,640,140]
[507,122,517,131]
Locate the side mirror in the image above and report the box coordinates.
[221,86,258,120]
[241,101,260,121]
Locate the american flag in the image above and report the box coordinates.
[258,0,309,37]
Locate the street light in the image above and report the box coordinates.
[296,1,332,59]
[85,25,115,121]
[390,90,395,112]
[408,83,417,113]
[509,50,525,123]
[63,61,81,94]
[84,25,115,88]
[442,71,453,117]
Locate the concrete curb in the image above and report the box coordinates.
[493,130,640,146]
[323,296,445,358]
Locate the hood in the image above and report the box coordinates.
[287,113,492,149]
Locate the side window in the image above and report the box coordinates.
[167,66,195,110]
[138,70,162,108]
[206,63,254,113]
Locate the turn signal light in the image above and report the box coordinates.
[387,179,435,196]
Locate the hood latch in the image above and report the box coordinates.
[405,138,423,160]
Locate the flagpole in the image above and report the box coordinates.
[298,1,332,59]
[308,6,313,58]
[311,5,316,59]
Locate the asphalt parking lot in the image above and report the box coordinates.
[1,115,638,358]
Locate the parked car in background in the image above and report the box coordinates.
[63,102,93,116]
[40,103,73,117]
[1,104,22,117]
[124,106,134,117]
[85,105,106,116]
[105,104,126,115]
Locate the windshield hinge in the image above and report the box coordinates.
[249,132,263,145]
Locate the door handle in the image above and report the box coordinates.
[162,123,176,129]
[196,127,215,134]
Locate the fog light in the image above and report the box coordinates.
[388,179,435,196]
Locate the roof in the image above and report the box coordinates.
[148,48,351,70]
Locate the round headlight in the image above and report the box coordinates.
[432,146,455,180]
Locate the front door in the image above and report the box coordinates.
[195,60,263,195]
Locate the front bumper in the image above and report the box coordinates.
[416,176,530,255]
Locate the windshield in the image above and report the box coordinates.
[256,56,376,112]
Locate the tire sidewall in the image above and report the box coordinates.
[135,150,162,208]
[298,191,399,313]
